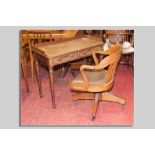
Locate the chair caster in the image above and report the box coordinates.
[91,116,96,121]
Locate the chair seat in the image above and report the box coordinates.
[71,69,108,85]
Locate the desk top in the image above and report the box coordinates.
[32,36,103,58]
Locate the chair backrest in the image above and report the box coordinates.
[27,30,53,45]
[21,30,29,45]
[20,30,28,59]
[105,30,134,46]
[100,45,122,84]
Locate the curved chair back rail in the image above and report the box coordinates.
[27,30,53,45]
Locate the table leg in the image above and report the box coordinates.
[29,45,34,81]
[21,57,29,93]
[49,66,56,109]
[35,57,43,98]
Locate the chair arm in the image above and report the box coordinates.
[92,50,109,65]
[80,65,95,70]
[80,63,108,90]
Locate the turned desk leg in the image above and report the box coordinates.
[35,58,43,98]
[49,66,56,109]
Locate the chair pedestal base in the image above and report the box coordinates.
[72,92,125,120]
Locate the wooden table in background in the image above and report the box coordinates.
[32,35,103,108]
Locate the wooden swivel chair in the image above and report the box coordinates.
[70,45,125,120]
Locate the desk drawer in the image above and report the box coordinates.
[53,52,78,65]
[79,49,91,57]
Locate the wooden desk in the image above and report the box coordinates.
[32,35,103,108]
